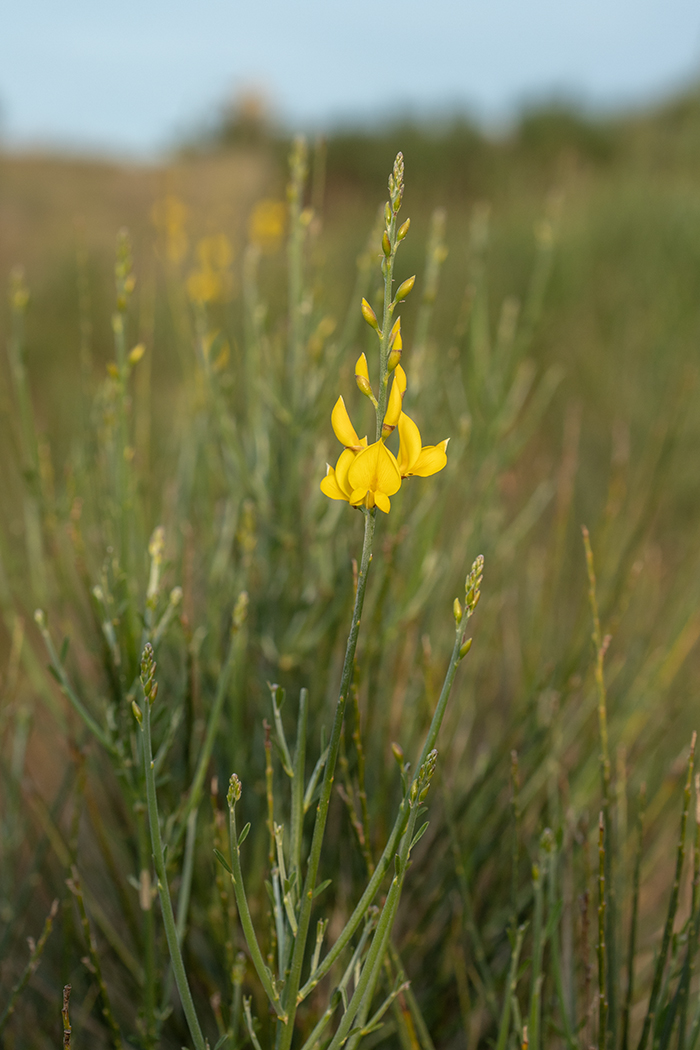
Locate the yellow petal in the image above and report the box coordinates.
[349,441,402,498]
[397,411,422,476]
[355,352,369,381]
[335,448,356,499]
[320,465,349,501]
[374,491,391,513]
[331,396,363,449]
[411,439,449,477]
[350,487,368,506]
[384,366,407,431]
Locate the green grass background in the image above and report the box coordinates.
[2,89,700,1048]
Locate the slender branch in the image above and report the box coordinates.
[636,734,695,1050]
[0,899,58,1034]
[226,779,287,1020]
[277,507,376,1047]
[138,646,207,1050]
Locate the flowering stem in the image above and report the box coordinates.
[375,158,403,441]
[140,694,206,1050]
[277,506,376,1050]
[299,600,471,1000]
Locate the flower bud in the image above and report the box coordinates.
[387,348,402,372]
[131,700,143,725]
[397,218,411,240]
[459,638,472,660]
[395,275,416,302]
[129,342,145,365]
[453,598,463,625]
[227,773,242,807]
[384,202,392,226]
[355,353,373,398]
[391,742,404,765]
[382,231,391,257]
[361,298,379,330]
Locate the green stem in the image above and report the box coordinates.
[325,795,424,1050]
[599,813,608,1050]
[0,899,57,1034]
[227,795,287,1020]
[35,612,118,757]
[299,616,467,1001]
[170,625,242,855]
[637,735,695,1050]
[622,785,646,1050]
[135,805,157,1048]
[495,924,526,1050]
[374,163,403,442]
[277,508,376,1048]
[141,696,206,1050]
[528,859,545,1050]
[290,688,308,883]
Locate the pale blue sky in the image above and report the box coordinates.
[2,0,700,156]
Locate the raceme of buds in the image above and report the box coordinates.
[361,298,379,330]
[227,773,242,808]
[140,643,158,705]
[465,555,484,616]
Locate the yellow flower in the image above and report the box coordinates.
[347,441,402,513]
[331,396,367,451]
[322,441,401,513]
[397,411,449,478]
[187,234,235,303]
[320,448,356,502]
[249,200,286,251]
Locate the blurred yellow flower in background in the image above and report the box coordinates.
[187,233,235,304]
[249,199,286,251]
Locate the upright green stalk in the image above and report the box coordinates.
[137,645,206,1050]
[598,813,608,1050]
[298,558,481,1002]
[374,154,411,441]
[495,924,527,1050]
[637,734,695,1050]
[277,506,376,1049]
[621,784,646,1050]
[584,526,617,1043]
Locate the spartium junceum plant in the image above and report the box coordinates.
[132,153,482,1050]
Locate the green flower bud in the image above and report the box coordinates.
[459,638,472,660]
[227,773,242,808]
[382,231,391,256]
[453,598,463,625]
[397,218,411,240]
[395,275,416,301]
